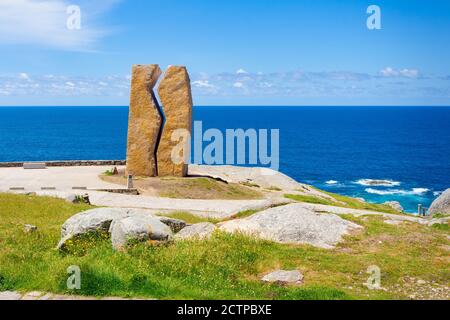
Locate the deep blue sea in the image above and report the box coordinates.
[1,106,449,213]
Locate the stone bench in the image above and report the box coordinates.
[23,163,47,170]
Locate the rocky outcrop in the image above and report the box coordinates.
[383,201,404,212]
[57,208,183,250]
[261,270,304,285]
[110,215,172,250]
[175,222,216,240]
[219,204,362,248]
[157,66,193,177]
[126,64,163,177]
[429,189,450,215]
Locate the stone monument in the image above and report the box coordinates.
[126,64,193,177]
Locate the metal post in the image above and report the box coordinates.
[127,174,134,189]
[418,204,422,217]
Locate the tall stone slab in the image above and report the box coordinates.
[126,64,163,177]
[157,66,193,177]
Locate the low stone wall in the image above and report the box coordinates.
[0,160,126,168]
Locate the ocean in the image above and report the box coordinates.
[0,106,449,213]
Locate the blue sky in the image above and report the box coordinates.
[0,0,449,106]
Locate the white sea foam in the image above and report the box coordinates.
[355,179,401,187]
[433,191,443,197]
[365,188,430,196]
[326,180,339,185]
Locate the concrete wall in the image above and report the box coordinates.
[0,160,126,168]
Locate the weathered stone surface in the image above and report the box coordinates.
[57,208,182,250]
[58,207,129,249]
[158,216,187,233]
[0,291,22,300]
[383,201,404,212]
[157,66,193,177]
[110,215,172,250]
[261,270,304,284]
[126,64,163,177]
[219,204,362,248]
[429,189,450,215]
[175,222,216,240]
[21,291,44,300]
[60,208,128,239]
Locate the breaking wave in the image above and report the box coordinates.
[325,180,339,185]
[365,188,430,196]
[355,179,401,187]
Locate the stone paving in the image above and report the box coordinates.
[0,291,153,300]
[0,166,120,192]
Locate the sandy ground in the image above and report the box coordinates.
[0,166,121,192]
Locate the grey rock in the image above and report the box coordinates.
[0,291,22,300]
[383,201,404,212]
[219,204,362,249]
[262,270,303,284]
[60,208,130,239]
[24,224,38,233]
[57,208,185,250]
[175,223,216,240]
[429,189,450,215]
[64,194,79,203]
[158,216,187,233]
[110,215,172,250]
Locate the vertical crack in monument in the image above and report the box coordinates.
[157,66,193,177]
[126,64,193,177]
[126,64,163,177]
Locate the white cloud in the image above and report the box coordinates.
[380,67,420,78]
[18,73,30,80]
[236,68,248,74]
[192,80,215,88]
[380,67,398,77]
[2,68,446,105]
[399,68,419,78]
[0,0,119,50]
[0,73,131,98]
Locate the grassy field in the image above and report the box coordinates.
[285,190,402,214]
[0,193,449,300]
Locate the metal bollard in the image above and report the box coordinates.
[418,204,422,216]
[127,174,134,189]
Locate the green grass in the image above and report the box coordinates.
[0,193,448,300]
[285,190,402,214]
[159,178,263,200]
[285,194,333,206]
[267,186,282,192]
[240,181,261,188]
[103,170,114,176]
[159,211,220,224]
[432,213,450,219]
[229,209,260,220]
